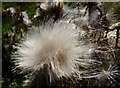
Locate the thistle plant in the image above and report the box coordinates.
[14,21,94,78]
[2,1,120,88]
[14,2,120,88]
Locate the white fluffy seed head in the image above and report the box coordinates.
[16,22,78,77]
[14,22,92,78]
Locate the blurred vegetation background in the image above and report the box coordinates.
[2,3,37,88]
[2,2,120,88]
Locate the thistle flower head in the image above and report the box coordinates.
[22,11,32,25]
[98,64,120,82]
[6,7,16,14]
[14,22,93,78]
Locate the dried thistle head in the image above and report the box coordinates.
[34,1,64,22]
[14,21,93,78]
[94,64,120,86]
